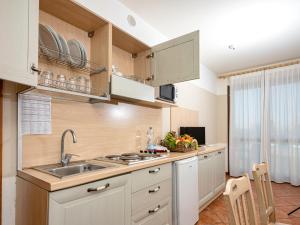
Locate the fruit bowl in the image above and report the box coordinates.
[162,132,198,152]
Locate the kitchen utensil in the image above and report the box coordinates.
[57,74,66,89]
[67,39,83,68]
[57,33,70,62]
[68,77,76,91]
[78,41,87,68]
[39,71,53,87]
[46,25,63,57]
[85,78,91,94]
[76,76,86,92]
[39,24,60,59]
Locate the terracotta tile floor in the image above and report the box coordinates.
[198,181,300,225]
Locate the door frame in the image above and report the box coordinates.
[0,80,3,225]
[227,85,230,175]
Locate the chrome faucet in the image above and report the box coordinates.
[61,129,78,167]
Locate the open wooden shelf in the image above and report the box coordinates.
[111,97,177,109]
[21,85,109,103]
[39,0,107,32]
[112,26,150,54]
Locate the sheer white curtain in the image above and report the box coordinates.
[264,65,300,186]
[229,71,264,177]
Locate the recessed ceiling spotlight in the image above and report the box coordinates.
[228,44,236,50]
[127,15,136,27]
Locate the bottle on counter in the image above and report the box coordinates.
[147,126,155,153]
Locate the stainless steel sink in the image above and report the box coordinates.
[34,161,115,178]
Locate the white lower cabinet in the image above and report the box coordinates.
[214,151,226,193]
[132,198,171,225]
[131,163,172,225]
[198,153,214,207]
[48,174,131,225]
[198,149,225,209]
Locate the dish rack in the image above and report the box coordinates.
[38,77,94,95]
[39,45,106,75]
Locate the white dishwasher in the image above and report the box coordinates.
[173,156,199,225]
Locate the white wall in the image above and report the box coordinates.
[74,0,167,46]
[188,64,219,94]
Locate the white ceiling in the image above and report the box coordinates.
[118,0,300,74]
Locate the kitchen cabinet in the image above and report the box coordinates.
[48,174,131,225]
[198,153,214,207]
[14,0,112,103]
[16,174,131,225]
[198,149,226,210]
[150,31,199,86]
[0,0,39,86]
[111,30,199,104]
[111,74,155,102]
[131,163,172,225]
[214,150,226,193]
[6,0,198,106]
[132,198,171,225]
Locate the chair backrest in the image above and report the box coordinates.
[223,175,258,225]
[252,163,276,225]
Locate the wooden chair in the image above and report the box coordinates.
[252,162,290,225]
[223,174,258,225]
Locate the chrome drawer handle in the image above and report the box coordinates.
[149,168,160,174]
[149,186,160,193]
[87,183,110,192]
[148,205,160,214]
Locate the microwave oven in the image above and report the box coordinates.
[155,84,178,103]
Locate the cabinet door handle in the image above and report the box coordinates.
[87,183,110,192]
[204,155,208,159]
[149,168,160,174]
[149,186,160,193]
[30,64,41,74]
[148,205,160,214]
[218,152,222,154]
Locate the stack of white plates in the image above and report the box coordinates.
[39,24,87,69]
[67,39,87,68]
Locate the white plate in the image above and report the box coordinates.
[57,33,70,62]
[39,24,60,59]
[78,40,87,68]
[47,26,63,59]
[67,39,83,68]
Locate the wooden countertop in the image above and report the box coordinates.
[17,144,226,191]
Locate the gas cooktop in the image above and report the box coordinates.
[95,152,167,165]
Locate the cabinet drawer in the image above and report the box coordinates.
[132,198,171,225]
[111,74,155,102]
[132,179,171,214]
[50,174,130,203]
[132,163,172,193]
[198,152,214,160]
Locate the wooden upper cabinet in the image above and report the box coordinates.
[112,29,200,88]
[150,30,200,86]
[0,0,39,86]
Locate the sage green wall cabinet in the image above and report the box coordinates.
[150,31,200,86]
[0,0,38,86]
